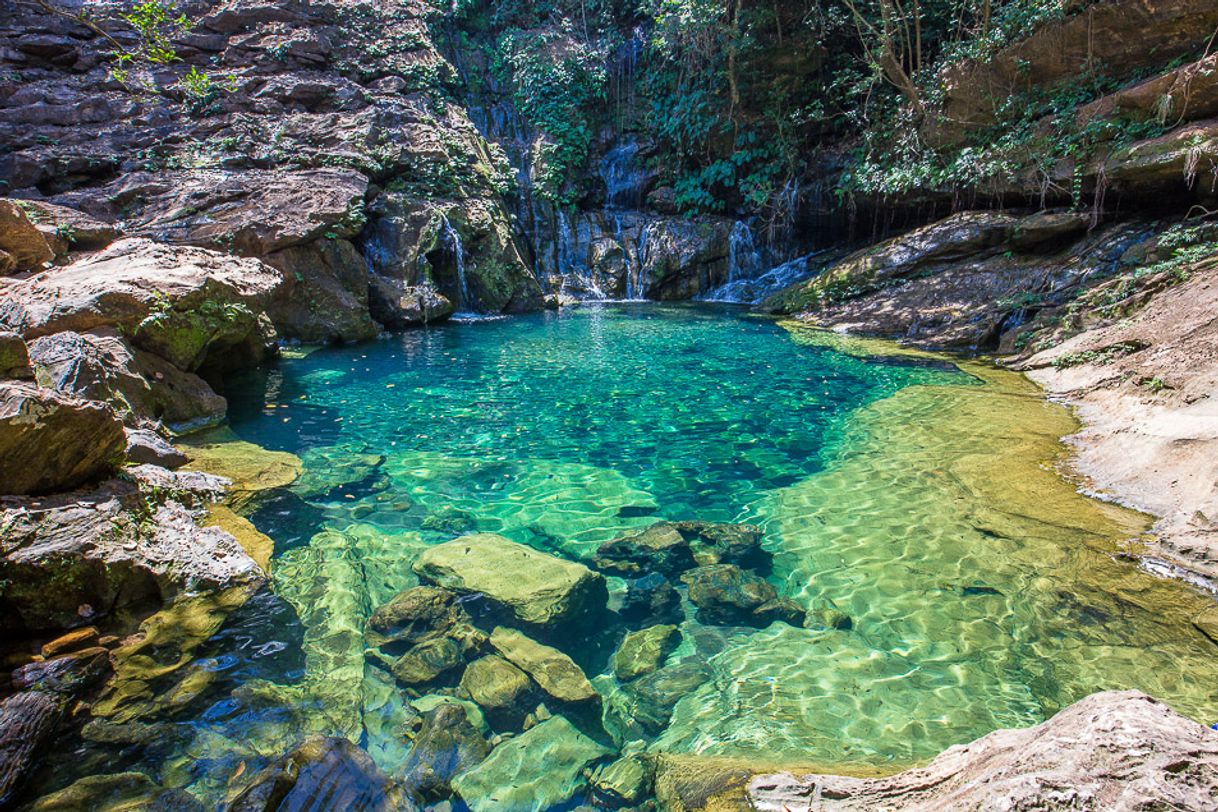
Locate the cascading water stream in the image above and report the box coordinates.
[441,215,474,314]
[727,220,763,283]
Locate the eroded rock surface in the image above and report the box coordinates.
[0,380,125,495]
[747,692,1218,812]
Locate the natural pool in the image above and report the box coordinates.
[28,303,1218,808]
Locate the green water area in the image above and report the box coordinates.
[31,303,1218,809]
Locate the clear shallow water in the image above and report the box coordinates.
[26,304,1218,807]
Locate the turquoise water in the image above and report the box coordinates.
[26,303,1218,808]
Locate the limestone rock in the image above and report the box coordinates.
[0,238,282,374]
[124,428,188,469]
[747,691,1218,812]
[201,505,274,574]
[0,331,32,379]
[458,654,534,718]
[590,754,654,806]
[451,715,610,812]
[682,565,803,628]
[0,380,125,495]
[28,329,228,431]
[0,691,63,807]
[401,702,490,799]
[390,636,465,688]
[0,200,54,272]
[612,624,681,682]
[17,200,119,252]
[26,772,204,812]
[263,237,379,343]
[0,477,264,631]
[365,586,467,654]
[413,534,608,631]
[488,626,598,705]
[225,735,414,812]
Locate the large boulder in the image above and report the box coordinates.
[105,168,370,257]
[28,329,227,430]
[0,238,282,373]
[747,692,1218,811]
[458,655,534,722]
[0,380,125,495]
[0,200,54,273]
[0,473,264,631]
[451,715,610,812]
[413,534,608,632]
[263,238,379,343]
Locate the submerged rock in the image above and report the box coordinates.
[488,626,598,706]
[589,753,654,807]
[681,565,803,628]
[390,637,465,689]
[594,520,770,578]
[413,534,608,632]
[458,654,534,722]
[612,624,682,682]
[451,715,610,812]
[225,735,414,812]
[400,702,490,800]
[621,661,712,736]
[365,586,467,654]
[178,428,303,509]
[593,523,695,578]
[747,691,1218,811]
[26,772,203,812]
[0,380,125,495]
[619,573,683,626]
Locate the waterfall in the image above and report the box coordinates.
[600,140,647,210]
[699,251,829,305]
[727,220,763,283]
[441,215,473,313]
[623,218,651,301]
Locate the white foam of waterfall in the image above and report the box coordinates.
[727,220,764,283]
[441,215,474,314]
[600,140,647,210]
[700,251,826,304]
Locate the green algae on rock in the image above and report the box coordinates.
[179,428,302,509]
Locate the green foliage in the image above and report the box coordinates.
[494,25,607,204]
